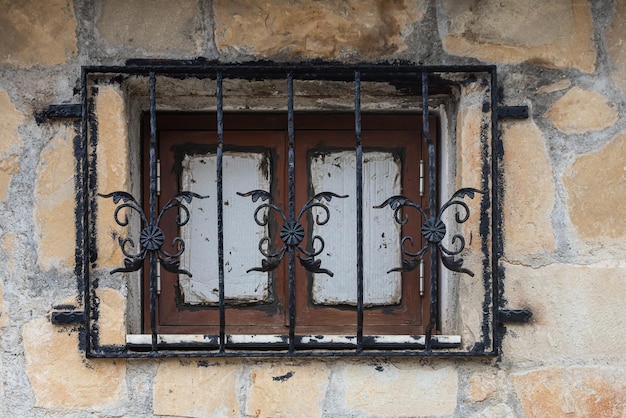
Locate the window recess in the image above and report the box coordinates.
[65,61,531,358]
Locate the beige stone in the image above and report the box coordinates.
[545,87,618,134]
[214,0,426,59]
[468,372,497,402]
[0,0,77,67]
[247,363,329,418]
[606,0,626,95]
[503,261,626,363]
[96,0,203,54]
[537,79,571,94]
[563,130,626,239]
[23,317,126,408]
[96,288,125,346]
[456,83,491,256]
[95,87,130,268]
[440,0,596,73]
[502,120,556,259]
[512,367,626,418]
[0,89,23,201]
[343,363,458,416]
[154,360,239,417]
[34,125,76,271]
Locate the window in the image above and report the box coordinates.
[146,112,433,338]
[76,62,515,357]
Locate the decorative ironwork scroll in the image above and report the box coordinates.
[238,190,347,276]
[375,188,485,276]
[99,191,207,276]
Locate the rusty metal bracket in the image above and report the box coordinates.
[497,105,528,120]
[498,106,528,119]
[51,311,85,325]
[35,104,81,123]
[498,309,532,323]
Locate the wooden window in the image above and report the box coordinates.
[144,113,435,335]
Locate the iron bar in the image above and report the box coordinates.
[84,62,498,79]
[149,72,158,352]
[216,71,226,353]
[287,72,296,352]
[423,71,437,352]
[88,348,495,359]
[490,69,502,355]
[79,67,91,353]
[354,71,364,352]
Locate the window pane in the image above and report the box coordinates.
[180,151,272,305]
[309,151,402,306]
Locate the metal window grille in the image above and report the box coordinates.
[47,61,533,358]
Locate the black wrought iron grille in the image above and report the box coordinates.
[76,61,514,358]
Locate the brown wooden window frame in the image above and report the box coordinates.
[143,112,436,337]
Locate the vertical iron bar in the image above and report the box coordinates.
[80,67,91,354]
[423,71,437,352]
[287,72,296,352]
[490,68,500,355]
[354,71,364,352]
[149,72,158,352]
[216,71,226,352]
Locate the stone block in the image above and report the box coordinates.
[439,0,596,73]
[0,0,77,67]
[23,317,126,408]
[563,130,626,240]
[95,86,130,268]
[502,120,556,260]
[468,372,497,402]
[503,261,626,363]
[512,366,626,417]
[96,0,203,55]
[545,87,618,134]
[34,125,75,272]
[153,360,239,417]
[0,89,23,201]
[214,0,426,59]
[247,363,329,418]
[606,0,626,95]
[96,288,125,346]
[343,363,458,416]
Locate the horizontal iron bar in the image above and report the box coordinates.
[88,348,497,359]
[84,61,496,79]
[35,104,82,123]
[497,105,529,119]
[50,311,85,325]
[498,309,532,323]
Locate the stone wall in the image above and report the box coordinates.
[0,0,625,417]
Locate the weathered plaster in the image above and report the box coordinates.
[0,89,24,202]
[34,125,75,271]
